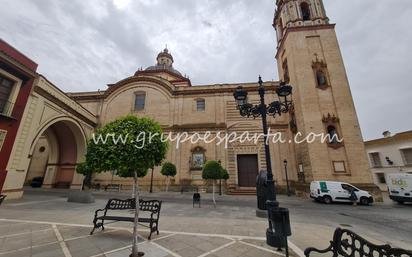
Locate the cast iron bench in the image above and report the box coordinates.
[0,195,6,206]
[304,227,412,257]
[90,198,161,240]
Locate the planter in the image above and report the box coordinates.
[67,191,95,203]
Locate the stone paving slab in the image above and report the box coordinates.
[0,219,297,257]
[6,242,64,257]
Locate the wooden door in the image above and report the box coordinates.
[237,154,259,187]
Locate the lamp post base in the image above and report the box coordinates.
[129,252,144,257]
[266,229,287,248]
[256,208,268,218]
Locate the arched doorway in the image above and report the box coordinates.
[24,119,87,189]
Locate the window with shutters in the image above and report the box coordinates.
[369,152,382,167]
[401,148,412,166]
[0,130,7,152]
[376,173,386,184]
[0,75,15,116]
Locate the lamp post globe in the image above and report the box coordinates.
[233,86,248,106]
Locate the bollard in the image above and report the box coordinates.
[256,170,268,210]
[193,193,201,208]
[266,207,292,256]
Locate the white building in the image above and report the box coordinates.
[365,131,412,191]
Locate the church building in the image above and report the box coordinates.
[0,0,378,199]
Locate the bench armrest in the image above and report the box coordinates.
[93,208,106,219]
[304,241,334,257]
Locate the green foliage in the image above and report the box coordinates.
[76,162,94,189]
[160,162,177,177]
[202,160,223,180]
[221,169,229,180]
[76,162,91,176]
[82,115,169,178]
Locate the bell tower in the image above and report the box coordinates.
[274,0,377,193]
[274,0,329,44]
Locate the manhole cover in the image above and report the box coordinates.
[340,224,352,227]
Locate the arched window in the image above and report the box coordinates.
[312,58,330,89]
[323,113,343,149]
[316,71,327,87]
[327,125,339,144]
[134,92,146,111]
[300,2,311,21]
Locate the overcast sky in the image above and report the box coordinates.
[0,0,411,140]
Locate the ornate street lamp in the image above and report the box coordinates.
[233,76,293,251]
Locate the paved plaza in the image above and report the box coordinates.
[0,219,294,257]
[0,189,411,256]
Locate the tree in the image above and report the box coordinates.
[221,169,229,181]
[219,168,229,195]
[160,162,177,192]
[76,161,93,190]
[83,115,168,257]
[202,160,223,207]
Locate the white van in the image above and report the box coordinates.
[386,173,412,204]
[310,181,373,205]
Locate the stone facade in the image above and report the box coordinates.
[274,0,376,196]
[1,0,379,198]
[69,68,297,192]
[2,75,96,199]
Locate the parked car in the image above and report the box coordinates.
[30,177,44,188]
[386,173,412,204]
[310,181,373,205]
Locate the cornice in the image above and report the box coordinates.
[34,82,97,128]
[69,76,281,101]
[0,51,37,78]
[276,24,336,59]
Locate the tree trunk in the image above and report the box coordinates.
[212,180,216,208]
[131,171,143,257]
[165,176,169,192]
[149,168,154,193]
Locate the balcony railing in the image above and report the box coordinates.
[0,100,15,117]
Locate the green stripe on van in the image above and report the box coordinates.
[320,181,328,192]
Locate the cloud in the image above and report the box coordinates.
[0,0,411,139]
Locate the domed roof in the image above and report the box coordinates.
[144,48,182,76]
